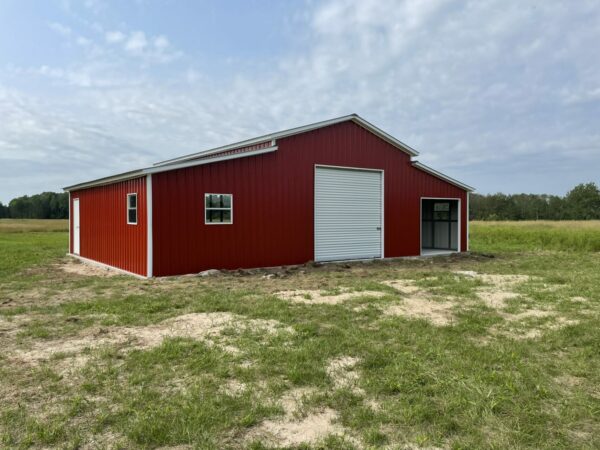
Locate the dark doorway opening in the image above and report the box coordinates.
[421,199,459,252]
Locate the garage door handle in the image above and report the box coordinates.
[376,227,381,230]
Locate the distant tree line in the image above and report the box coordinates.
[0,192,69,219]
[0,182,599,221]
[470,182,600,220]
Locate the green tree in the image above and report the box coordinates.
[7,192,69,219]
[0,202,9,218]
[564,183,600,219]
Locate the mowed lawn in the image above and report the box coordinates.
[0,220,598,449]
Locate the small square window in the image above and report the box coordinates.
[204,194,232,224]
[127,193,137,225]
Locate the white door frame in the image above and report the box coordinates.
[314,164,385,261]
[73,198,80,255]
[420,197,461,255]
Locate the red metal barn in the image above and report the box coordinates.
[65,115,474,277]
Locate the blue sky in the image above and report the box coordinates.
[1,0,599,202]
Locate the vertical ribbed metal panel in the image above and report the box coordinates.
[152,121,469,276]
[69,177,147,276]
[315,167,382,261]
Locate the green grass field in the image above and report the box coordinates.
[0,220,598,449]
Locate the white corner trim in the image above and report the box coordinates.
[466,192,470,251]
[68,191,71,253]
[146,174,153,278]
[67,253,147,279]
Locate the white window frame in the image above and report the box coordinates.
[127,193,138,225]
[204,193,233,225]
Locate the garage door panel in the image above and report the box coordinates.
[315,166,382,262]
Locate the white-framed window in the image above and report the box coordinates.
[205,193,232,224]
[127,193,138,225]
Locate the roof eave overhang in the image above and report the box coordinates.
[63,169,146,192]
[63,144,278,192]
[412,161,475,192]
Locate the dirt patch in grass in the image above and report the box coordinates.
[494,316,580,340]
[252,408,341,447]
[0,315,19,333]
[376,279,458,326]
[383,296,456,326]
[1,285,103,309]
[381,279,421,294]
[246,387,352,447]
[455,271,531,309]
[276,288,386,305]
[80,431,129,450]
[555,374,585,389]
[59,258,122,277]
[383,273,579,337]
[327,356,362,392]
[221,379,247,396]
[11,312,294,367]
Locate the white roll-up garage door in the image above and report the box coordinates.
[315,166,383,262]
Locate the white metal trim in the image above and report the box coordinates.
[126,193,138,225]
[154,114,419,167]
[72,197,80,256]
[314,164,384,262]
[204,193,233,225]
[67,253,147,279]
[419,197,461,255]
[68,192,71,254]
[63,145,278,192]
[146,146,278,175]
[412,162,474,192]
[381,170,385,259]
[146,175,153,278]
[64,169,145,192]
[466,192,470,251]
[314,163,384,173]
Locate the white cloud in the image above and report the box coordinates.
[154,35,169,51]
[76,36,92,46]
[102,30,181,63]
[105,30,125,43]
[124,31,148,52]
[48,22,72,37]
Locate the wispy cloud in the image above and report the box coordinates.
[48,21,72,37]
[105,30,125,43]
[104,30,181,63]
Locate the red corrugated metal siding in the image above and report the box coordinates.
[70,177,147,276]
[152,121,468,276]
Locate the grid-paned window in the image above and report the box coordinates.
[205,194,232,224]
[127,193,137,225]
